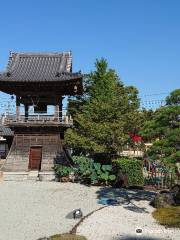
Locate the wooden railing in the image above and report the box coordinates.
[1,113,73,126]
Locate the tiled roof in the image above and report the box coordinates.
[0,125,13,136]
[0,52,82,82]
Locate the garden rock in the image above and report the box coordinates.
[171,184,180,205]
[174,191,180,205]
[151,191,175,208]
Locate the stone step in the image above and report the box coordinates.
[3,172,28,181]
[39,171,55,181]
[27,171,39,181]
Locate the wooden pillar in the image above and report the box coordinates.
[54,97,59,121]
[25,104,29,121]
[54,97,64,122]
[59,97,64,122]
[54,105,59,121]
[16,96,20,121]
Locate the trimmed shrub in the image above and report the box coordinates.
[50,234,87,240]
[38,234,87,240]
[152,206,180,228]
[113,158,144,187]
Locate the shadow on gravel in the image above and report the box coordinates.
[113,236,163,240]
[96,187,156,213]
[123,205,149,213]
[96,187,156,202]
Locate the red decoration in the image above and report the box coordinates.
[130,134,141,142]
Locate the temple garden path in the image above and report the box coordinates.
[0,182,179,240]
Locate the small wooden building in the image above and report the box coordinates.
[0,51,83,180]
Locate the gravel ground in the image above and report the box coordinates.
[77,198,180,240]
[0,182,101,240]
[0,182,179,240]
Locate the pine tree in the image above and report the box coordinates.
[140,89,180,164]
[65,59,140,160]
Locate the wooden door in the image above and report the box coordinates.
[29,147,42,170]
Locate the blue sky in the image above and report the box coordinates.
[0,0,180,108]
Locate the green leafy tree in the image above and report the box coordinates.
[166,89,180,106]
[65,59,140,160]
[140,89,180,164]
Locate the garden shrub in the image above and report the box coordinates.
[113,158,144,187]
[152,206,180,228]
[73,156,93,178]
[93,162,116,184]
[53,165,73,178]
[50,233,87,240]
[73,156,116,185]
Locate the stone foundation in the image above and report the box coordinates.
[39,171,55,181]
[3,171,55,181]
[3,172,29,181]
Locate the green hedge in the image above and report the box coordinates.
[113,158,144,186]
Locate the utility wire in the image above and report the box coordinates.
[0,92,169,112]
